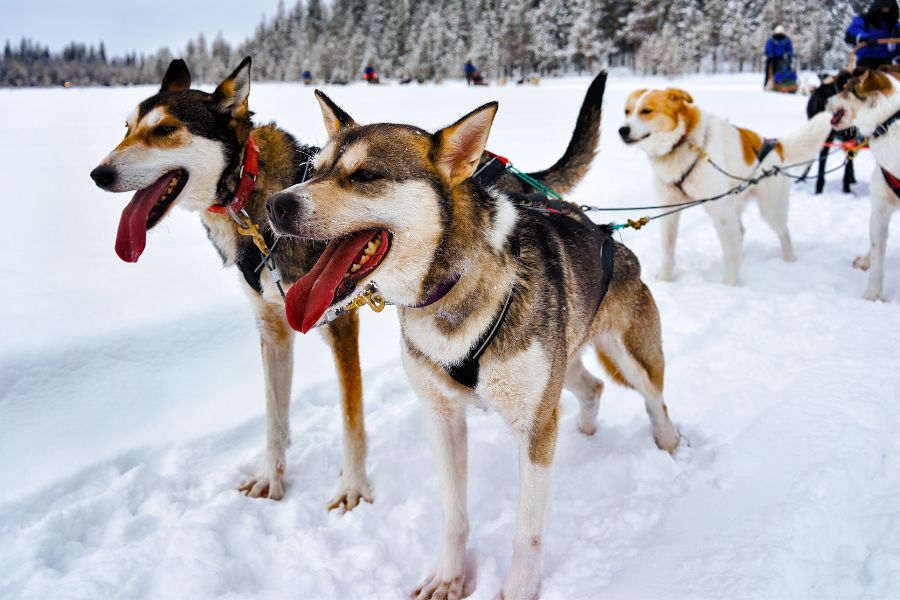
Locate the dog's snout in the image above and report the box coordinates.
[90,165,117,189]
[266,192,302,226]
[618,126,631,139]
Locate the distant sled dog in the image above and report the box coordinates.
[265,84,678,600]
[619,88,833,286]
[88,57,609,508]
[829,68,900,300]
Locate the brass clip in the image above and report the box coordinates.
[342,286,386,314]
[237,221,270,257]
[627,217,650,230]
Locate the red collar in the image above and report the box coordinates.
[208,136,259,215]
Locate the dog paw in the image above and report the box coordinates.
[863,291,883,302]
[655,433,680,455]
[783,252,797,263]
[327,473,373,512]
[852,255,870,271]
[656,270,675,282]
[411,573,464,600]
[238,464,285,500]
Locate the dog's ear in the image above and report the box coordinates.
[212,56,252,116]
[858,69,894,97]
[160,59,191,93]
[433,102,498,187]
[315,90,356,138]
[665,88,693,104]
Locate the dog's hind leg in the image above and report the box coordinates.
[757,181,796,262]
[564,356,604,436]
[239,299,295,500]
[323,311,371,511]
[815,133,832,194]
[593,287,678,453]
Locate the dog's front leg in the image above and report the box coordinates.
[502,398,560,600]
[239,299,294,500]
[860,193,896,301]
[411,387,469,600]
[657,210,681,282]
[322,312,372,511]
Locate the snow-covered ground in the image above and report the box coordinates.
[1,73,899,599]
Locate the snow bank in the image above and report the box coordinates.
[1,74,899,599]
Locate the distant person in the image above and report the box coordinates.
[846,0,900,69]
[764,25,793,89]
[472,69,486,86]
[301,69,313,85]
[464,60,477,85]
[363,65,379,85]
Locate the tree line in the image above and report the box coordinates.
[0,0,869,87]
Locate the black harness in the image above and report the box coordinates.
[443,156,616,389]
[870,107,900,141]
[235,152,314,294]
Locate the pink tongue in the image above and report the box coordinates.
[285,231,374,334]
[115,173,176,263]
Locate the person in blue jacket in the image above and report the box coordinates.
[464,60,477,85]
[846,0,900,69]
[764,25,793,88]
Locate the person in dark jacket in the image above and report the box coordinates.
[464,60,477,85]
[846,0,900,68]
[764,25,794,88]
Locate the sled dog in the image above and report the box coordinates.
[89,58,608,508]
[265,85,678,600]
[620,88,832,285]
[830,68,900,300]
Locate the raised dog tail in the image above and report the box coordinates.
[779,112,833,168]
[526,71,607,195]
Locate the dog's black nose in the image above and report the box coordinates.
[90,165,117,189]
[618,126,631,139]
[266,192,300,225]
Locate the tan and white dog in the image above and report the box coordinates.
[619,88,832,286]
[829,69,900,300]
[266,89,678,600]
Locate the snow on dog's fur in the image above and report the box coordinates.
[619,88,832,286]
[829,68,900,301]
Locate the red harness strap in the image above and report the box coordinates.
[882,168,900,198]
[208,136,260,215]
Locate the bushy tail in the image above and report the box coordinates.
[527,71,607,194]
[780,112,833,168]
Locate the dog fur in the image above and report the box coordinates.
[829,68,900,300]
[266,86,678,600]
[619,88,833,286]
[89,59,608,509]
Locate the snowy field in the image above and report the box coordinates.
[2,72,900,599]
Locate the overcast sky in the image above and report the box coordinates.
[1,0,288,55]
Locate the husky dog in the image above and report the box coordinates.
[830,68,900,300]
[619,88,832,286]
[89,59,608,508]
[266,86,678,600]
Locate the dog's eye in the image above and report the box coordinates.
[153,125,177,137]
[349,168,380,183]
[640,108,653,116]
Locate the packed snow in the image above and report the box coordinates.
[1,73,899,600]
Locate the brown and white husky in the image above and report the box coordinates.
[265,88,678,600]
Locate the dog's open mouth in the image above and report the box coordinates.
[285,229,391,333]
[622,133,650,145]
[115,169,188,262]
[831,108,846,127]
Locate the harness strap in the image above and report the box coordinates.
[756,138,780,164]
[444,237,520,388]
[208,136,260,215]
[871,107,900,140]
[231,142,315,295]
[473,154,509,188]
[882,167,900,197]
